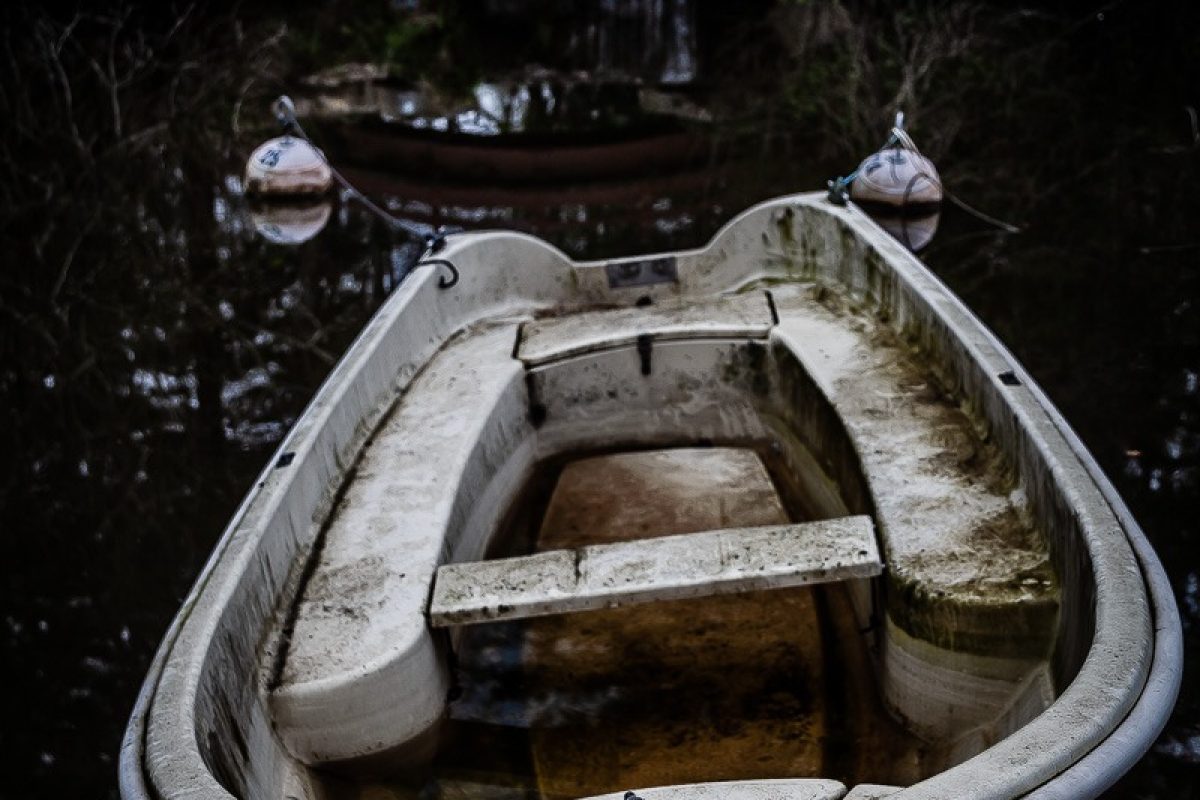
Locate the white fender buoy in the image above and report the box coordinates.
[250,201,332,245]
[245,136,332,197]
[850,144,942,208]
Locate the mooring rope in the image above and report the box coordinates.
[268,95,461,287]
[829,112,1023,235]
[272,97,426,237]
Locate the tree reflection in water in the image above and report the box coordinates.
[0,7,413,794]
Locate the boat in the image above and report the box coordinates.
[329,114,708,184]
[119,192,1182,800]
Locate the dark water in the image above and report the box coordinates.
[1,2,1197,798]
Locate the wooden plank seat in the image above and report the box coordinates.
[429,515,882,626]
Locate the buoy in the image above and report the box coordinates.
[847,113,942,211]
[250,201,332,245]
[244,136,332,197]
[850,143,942,209]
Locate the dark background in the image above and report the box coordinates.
[1,1,1196,797]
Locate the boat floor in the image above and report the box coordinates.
[317,448,927,799]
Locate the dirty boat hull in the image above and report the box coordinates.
[120,194,1181,800]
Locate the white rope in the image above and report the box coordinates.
[270,96,429,240]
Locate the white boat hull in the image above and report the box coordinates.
[120,194,1181,800]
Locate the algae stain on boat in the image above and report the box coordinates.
[783,283,1057,659]
[718,338,772,399]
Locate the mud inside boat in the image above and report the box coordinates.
[126,195,1166,800]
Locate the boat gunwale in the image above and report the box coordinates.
[123,227,591,799]
[120,264,452,800]
[119,193,1182,800]
[804,200,1156,799]
[793,199,1177,799]
[845,207,1182,799]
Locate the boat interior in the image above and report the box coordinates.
[127,195,1159,800]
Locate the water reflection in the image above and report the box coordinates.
[872,211,940,253]
[250,201,334,245]
[2,104,409,794]
[297,67,701,138]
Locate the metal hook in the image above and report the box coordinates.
[418,226,465,288]
[417,258,459,289]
